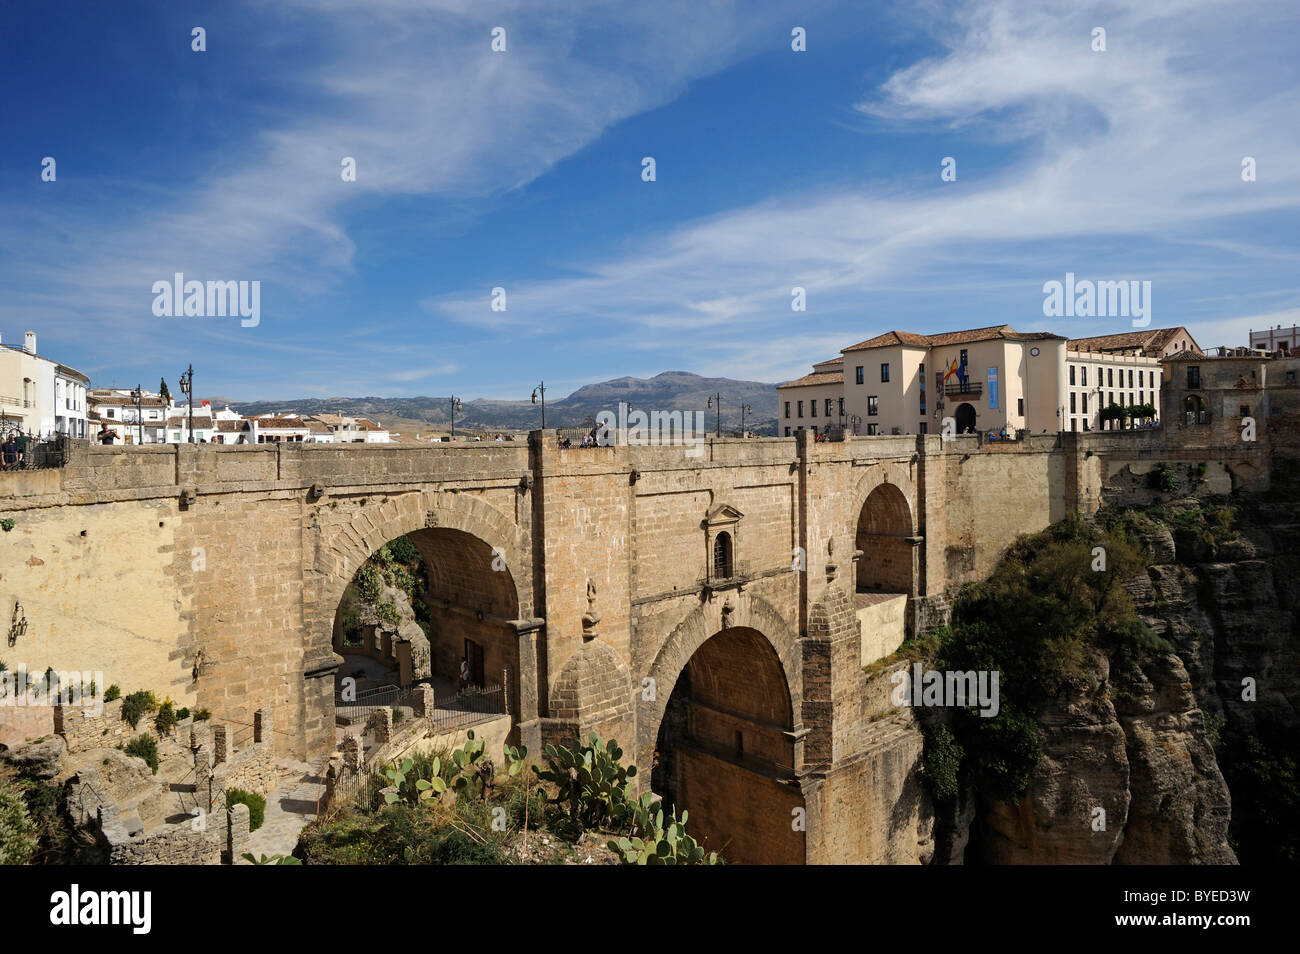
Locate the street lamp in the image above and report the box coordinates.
[178,365,195,443]
[531,382,547,428]
[449,396,462,439]
[739,403,752,437]
[707,393,721,437]
[131,385,144,445]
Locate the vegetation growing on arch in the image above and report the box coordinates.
[337,534,431,646]
[919,514,1163,806]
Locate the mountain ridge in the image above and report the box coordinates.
[209,370,781,435]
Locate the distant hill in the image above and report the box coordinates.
[213,371,780,436]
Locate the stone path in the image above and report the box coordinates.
[239,757,327,863]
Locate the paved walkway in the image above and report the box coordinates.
[240,757,328,863]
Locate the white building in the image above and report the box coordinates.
[165,402,217,443]
[309,412,390,443]
[88,388,170,444]
[1249,325,1300,354]
[0,331,90,438]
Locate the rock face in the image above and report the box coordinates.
[982,653,1130,864]
[65,748,167,830]
[1124,490,1300,863]
[980,647,1233,864]
[361,582,431,680]
[1110,650,1234,863]
[1,734,67,780]
[973,482,1300,864]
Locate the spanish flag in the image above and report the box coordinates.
[942,357,959,382]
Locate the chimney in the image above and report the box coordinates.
[24,331,36,354]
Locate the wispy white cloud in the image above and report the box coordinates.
[429,0,1300,385]
[1,0,822,376]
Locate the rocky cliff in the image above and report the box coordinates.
[956,463,1300,864]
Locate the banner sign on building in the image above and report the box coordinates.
[988,367,999,410]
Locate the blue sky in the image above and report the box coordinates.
[2,0,1298,400]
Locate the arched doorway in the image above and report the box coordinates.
[955,402,976,434]
[651,626,803,865]
[855,482,914,595]
[331,527,520,737]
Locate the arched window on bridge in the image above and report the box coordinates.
[703,504,742,583]
[713,531,734,580]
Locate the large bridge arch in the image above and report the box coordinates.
[638,595,805,864]
[299,490,533,755]
[309,490,531,643]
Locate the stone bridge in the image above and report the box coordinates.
[0,429,1270,863]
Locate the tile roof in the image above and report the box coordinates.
[1067,327,1196,355]
[811,357,844,370]
[254,416,311,429]
[777,370,844,388]
[89,395,169,407]
[843,324,1063,352]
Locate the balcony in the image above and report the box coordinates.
[943,381,983,399]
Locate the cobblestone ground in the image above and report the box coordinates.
[239,757,327,863]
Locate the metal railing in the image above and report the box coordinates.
[0,433,70,469]
[426,684,503,735]
[334,683,404,724]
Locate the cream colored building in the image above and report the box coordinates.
[776,358,843,437]
[778,324,1200,437]
[837,325,1066,436]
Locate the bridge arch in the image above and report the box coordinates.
[301,491,532,753]
[639,595,804,864]
[852,476,917,596]
[311,491,531,642]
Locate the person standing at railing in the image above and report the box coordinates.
[1,433,17,469]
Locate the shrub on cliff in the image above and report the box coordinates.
[154,699,177,735]
[920,723,964,806]
[384,535,420,565]
[120,690,158,729]
[1147,462,1181,493]
[0,777,38,865]
[123,735,159,775]
[226,789,266,832]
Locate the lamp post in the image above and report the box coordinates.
[739,403,752,437]
[707,393,721,437]
[531,382,547,428]
[131,385,144,445]
[450,396,462,439]
[178,365,195,443]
